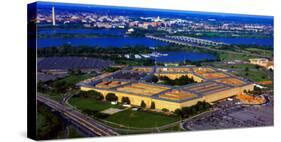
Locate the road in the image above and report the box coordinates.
[37,94,119,137]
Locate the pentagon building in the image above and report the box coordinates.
[78,66,254,111]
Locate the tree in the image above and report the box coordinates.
[245,67,249,72]
[106,93,118,102]
[104,67,120,73]
[121,97,130,104]
[201,101,211,110]
[95,93,104,100]
[37,104,64,140]
[252,86,262,95]
[150,101,155,109]
[140,100,146,108]
[162,108,169,112]
[52,81,71,93]
[174,109,182,116]
[79,90,104,100]
[151,75,159,83]
[255,65,260,69]
[177,101,211,118]
[68,69,82,75]
[159,75,196,86]
[37,81,47,92]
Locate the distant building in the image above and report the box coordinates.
[126,28,134,34]
[249,58,274,70]
[124,54,130,59]
[164,63,180,67]
[134,54,142,59]
[155,16,161,22]
[128,28,134,32]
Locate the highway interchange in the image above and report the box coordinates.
[37,94,119,137]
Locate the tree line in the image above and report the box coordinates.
[159,75,196,86]
[75,90,158,110]
[174,101,211,118]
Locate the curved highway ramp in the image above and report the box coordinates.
[37,94,120,137]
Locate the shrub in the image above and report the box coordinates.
[174,109,182,116]
[78,90,104,100]
[179,101,211,118]
[159,75,196,86]
[140,100,146,108]
[150,101,155,109]
[162,108,169,112]
[121,97,130,104]
[151,75,159,83]
[106,93,118,102]
[94,112,110,119]
[82,109,99,116]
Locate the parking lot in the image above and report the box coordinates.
[183,94,273,131]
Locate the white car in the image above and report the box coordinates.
[122,104,131,108]
[111,101,118,105]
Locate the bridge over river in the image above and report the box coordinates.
[146,35,271,58]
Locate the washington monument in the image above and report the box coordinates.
[52,5,56,26]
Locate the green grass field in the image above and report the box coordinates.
[218,52,253,61]
[105,109,180,128]
[68,96,180,128]
[245,48,273,57]
[161,125,183,132]
[40,92,62,102]
[210,63,272,82]
[36,104,65,139]
[69,97,120,111]
[231,63,256,68]
[55,73,94,86]
[36,113,46,131]
[68,127,83,138]
[236,69,270,82]
[229,64,271,82]
[41,73,97,102]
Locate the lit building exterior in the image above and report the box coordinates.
[78,66,255,111]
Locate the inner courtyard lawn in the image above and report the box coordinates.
[104,109,180,128]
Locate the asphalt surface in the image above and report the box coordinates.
[181,95,273,131]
